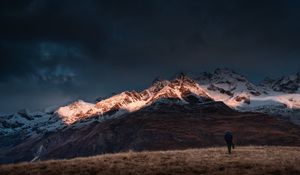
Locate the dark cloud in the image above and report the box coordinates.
[0,0,300,113]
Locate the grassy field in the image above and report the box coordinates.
[1,146,300,175]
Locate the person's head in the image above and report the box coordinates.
[225,131,232,134]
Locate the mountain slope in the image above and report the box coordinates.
[1,101,300,164]
[53,69,300,127]
[2,68,300,136]
[1,69,300,164]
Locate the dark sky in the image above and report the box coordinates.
[0,0,300,113]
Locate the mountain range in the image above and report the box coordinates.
[1,68,300,164]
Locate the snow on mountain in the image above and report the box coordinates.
[261,73,300,93]
[200,68,261,95]
[55,75,213,125]
[0,108,64,137]
[145,75,211,104]
[57,100,96,124]
[187,68,300,125]
[2,68,300,137]
[192,68,262,107]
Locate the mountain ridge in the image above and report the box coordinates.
[1,68,300,164]
[2,68,300,138]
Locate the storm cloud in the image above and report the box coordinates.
[0,0,300,113]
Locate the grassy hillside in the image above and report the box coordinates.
[1,146,300,175]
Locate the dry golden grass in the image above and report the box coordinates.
[1,146,300,175]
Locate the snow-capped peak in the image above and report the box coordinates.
[147,75,212,104]
[194,68,262,102]
[271,73,300,93]
[55,76,213,125]
[57,100,96,124]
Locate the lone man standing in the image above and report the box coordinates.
[224,131,235,154]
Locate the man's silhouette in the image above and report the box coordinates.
[224,131,235,154]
